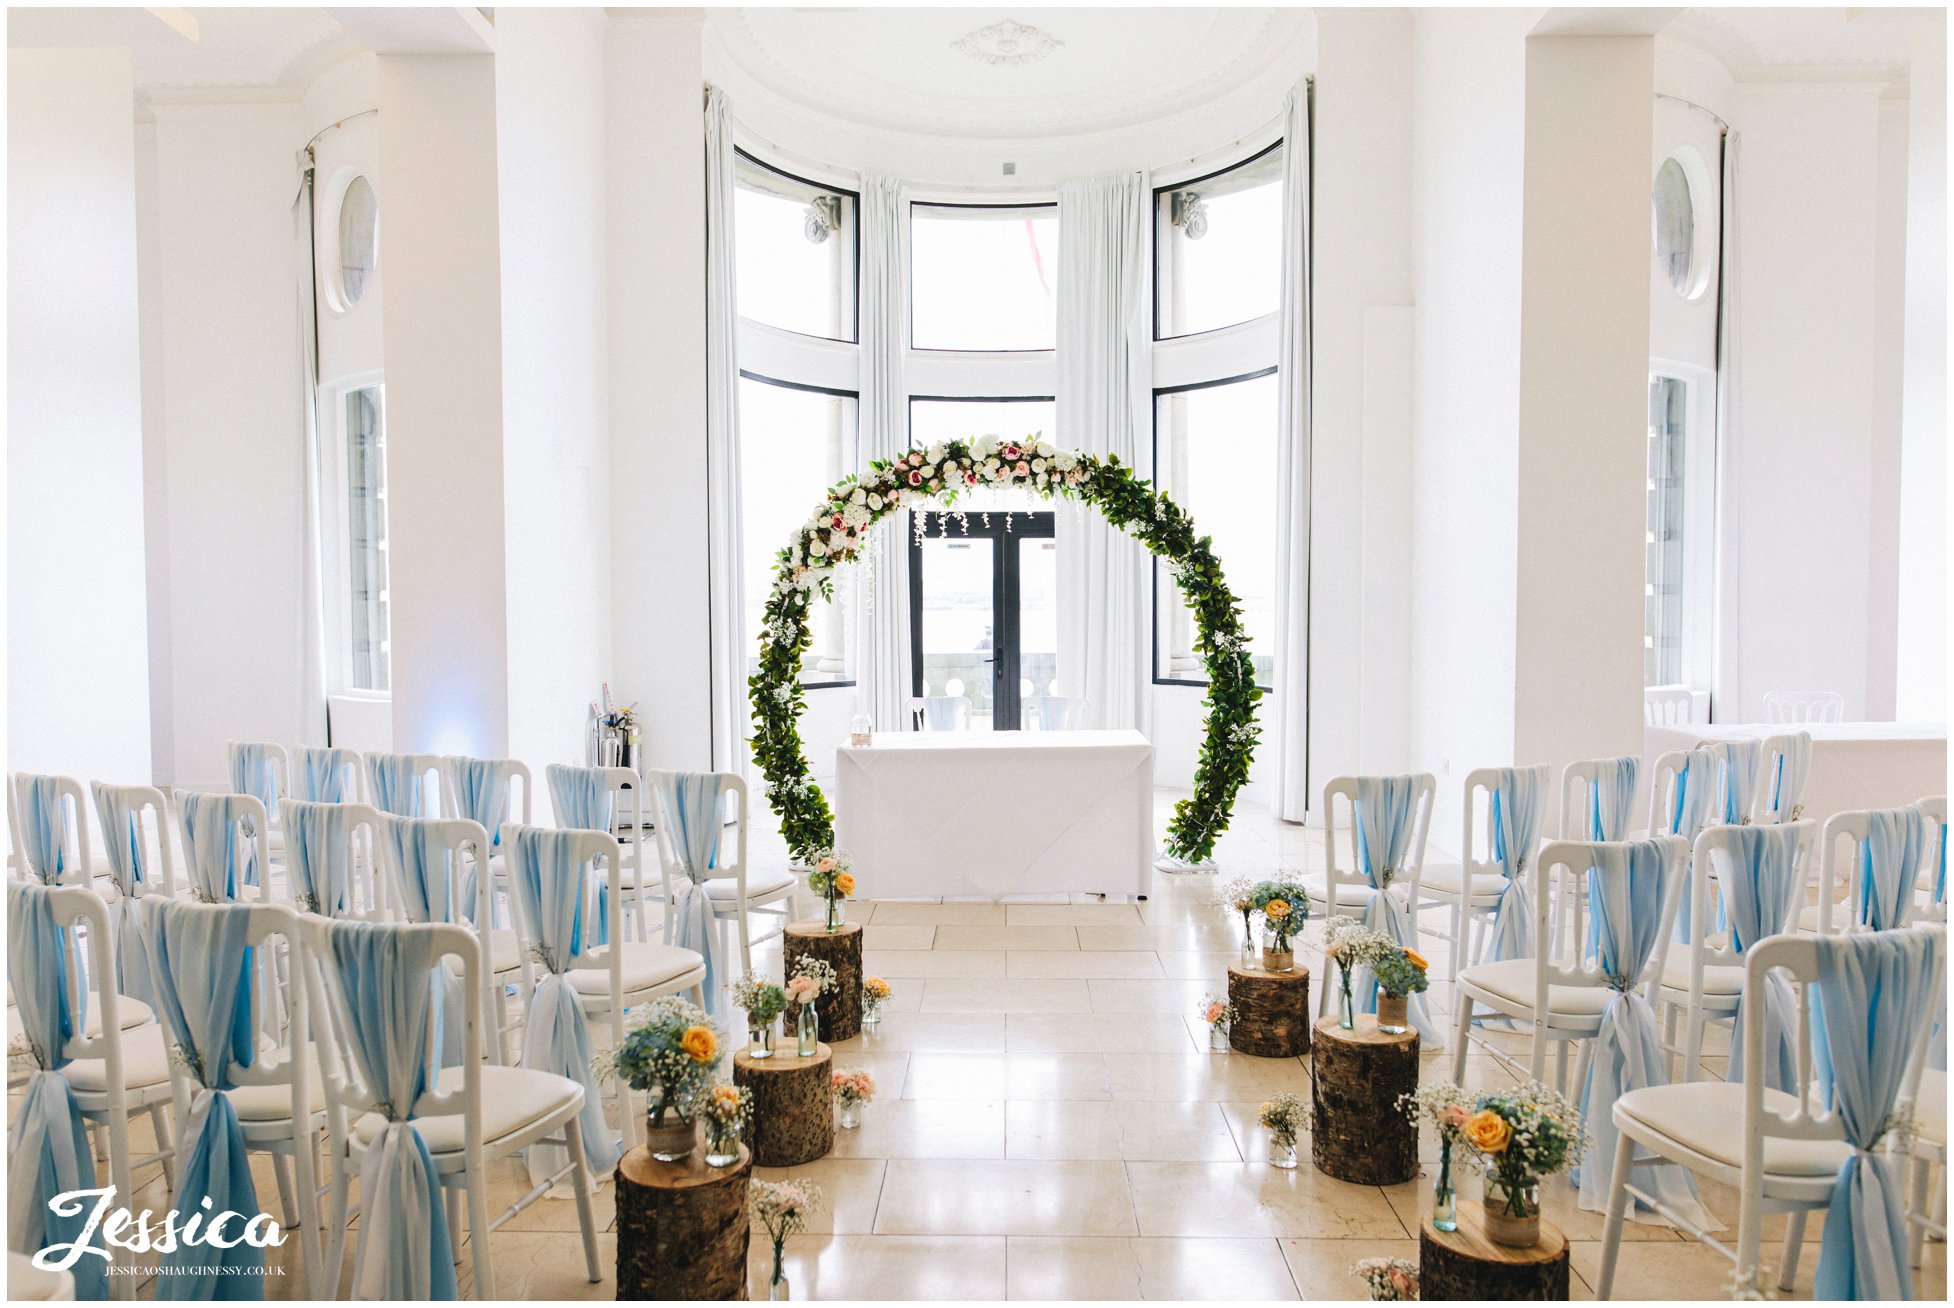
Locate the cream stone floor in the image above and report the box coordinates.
[39,790,1949,1301]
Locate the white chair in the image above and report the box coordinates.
[1418,765,1548,983]
[87,782,178,1024]
[908,695,972,731]
[225,740,292,859]
[1450,837,1688,1089]
[547,763,657,942]
[1809,806,1932,935]
[1906,1066,1945,1268]
[642,769,797,980]
[300,915,603,1299]
[174,790,273,904]
[279,798,388,919]
[441,755,534,842]
[1560,756,1641,841]
[9,772,94,885]
[1596,926,1944,1299]
[1644,686,1695,725]
[1914,795,1946,920]
[1022,695,1088,731]
[501,824,707,1151]
[1306,773,1437,926]
[1762,690,1845,724]
[362,751,445,818]
[292,745,362,803]
[1754,732,1812,826]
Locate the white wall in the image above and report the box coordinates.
[7,48,154,784]
[377,53,511,757]
[1408,8,1530,840]
[1898,14,1947,722]
[1867,91,1910,722]
[144,102,307,789]
[496,8,614,771]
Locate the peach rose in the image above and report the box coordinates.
[1463,1109,1511,1153]
[679,1025,719,1064]
[817,857,836,873]
[834,872,856,897]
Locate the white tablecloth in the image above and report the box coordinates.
[835,730,1154,900]
[1643,720,1947,828]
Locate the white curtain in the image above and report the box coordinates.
[1712,129,1743,723]
[1055,174,1149,731]
[294,157,329,746]
[855,176,913,730]
[705,86,746,773]
[1272,84,1314,823]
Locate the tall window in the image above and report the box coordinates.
[1646,374,1689,687]
[341,383,390,692]
[1151,142,1285,690]
[911,204,1058,351]
[734,152,857,342]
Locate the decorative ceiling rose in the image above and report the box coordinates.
[952,18,1062,67]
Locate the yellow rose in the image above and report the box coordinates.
[834,872,856,897]
[1403,948,1430,972]
[711,1084,741,1111]
[1464,1109,1511,1153]
[679,1025,719,1064]
[1264,899,1290,920]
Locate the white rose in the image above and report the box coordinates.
[808,538,828,557]
[850,487,866,504]
[926,445,946,464]
[1032,458,1046,472]
[868,493,883,510]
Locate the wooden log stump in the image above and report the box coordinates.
[1418,1203,1569,1301]
[1227,963,1312,1057]
[1310,1014,1419,1184]
[733,1040,834,1166]
[615,1143,752,1301]
[784,920,863,1042]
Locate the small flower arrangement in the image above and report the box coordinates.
[1249,879,1313,952]
[805,848,856,931]
[1373,943,1431,999]
[1220,874,1258,954]
[1323,916,1394,968]
[702,1081,752,1131]
[1399,1081,1474,1142]
[788,955,838,1004]
[751,1176,823,1293]
[612,996,720,1126]
[1455,1080,1589,1243]
[1201,994,1237,1032]
[1258,1091,1306,1151]
[862,975,892,1027]
[732,971,789,1026]
[1351,1256,1420,1301]
[832,1067,876,1106]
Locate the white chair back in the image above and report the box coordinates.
[441,756,534,836]
[908,695,972,731]
[1690,821,1815,970]
[642,767,748,919]
[279,799,387,918]
[1530,837,1688,991]
[173,790,272,904]
[1644,686,1694,725]
[1762,690,1844,724]
[551,763,656,936]
[90,783,178,901]
[1022,695,1088,731]
[1755,732,1812,825]
[224,741,292,833]
[1559,756,1642,841]
[10,772,92,885]
[293,746,363,803]
[1320,772,1436,920]
[1915,795,1946,919]
[500,823,626,1006]
[361,752,444,819]
[1818,807,1933,934]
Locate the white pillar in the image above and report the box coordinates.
[1898,14,1947,721]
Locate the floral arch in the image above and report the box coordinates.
[751,434,1262,866]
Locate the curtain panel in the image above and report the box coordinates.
[1272,83,1314,823]
[705,86,747,773]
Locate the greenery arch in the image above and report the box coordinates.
[750,434,1261,865]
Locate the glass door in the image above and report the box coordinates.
[909,512,1056,730]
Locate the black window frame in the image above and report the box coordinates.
[908,200,1061,355]
[1151,138,1285,343]
[908,509,1057,731]
[732,148,863,346]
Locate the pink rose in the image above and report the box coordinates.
[966,472,978,485]
[786,976,818,1003]
[817,857,836,872]
[1015,461,1030,476]
[908,452,923,466]
[1002,444,1020,460]
[1440,1105,1468,1130]
[908,470,923,486]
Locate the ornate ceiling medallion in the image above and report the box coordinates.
[952,18,1062,67]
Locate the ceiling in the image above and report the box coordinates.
[7,7,350,92]
[706,7,1312,141]
[1672,6,1923,83]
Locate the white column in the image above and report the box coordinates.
[1898,14,1947,721]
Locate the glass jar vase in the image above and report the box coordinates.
[704,1117,742,1168]
[838,1099,862,1130]
[750,1020,777,1060]
[1209,1022,1230,1053]
[1268,1134,1298,1169]
[1376,992,1410,1034]
[1261,924,1295,974]
[861,995,883,1031]
[1481,1164,1542,1247]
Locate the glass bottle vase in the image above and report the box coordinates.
[1337,966,1357,1031]
[1239,914,1258,968]
[1431,1140,1458,1232]
[797,1002,819,1057]
[769,1243,790,1300]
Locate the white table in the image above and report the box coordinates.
[1643,720,1947,829]
[835,730,1154,900]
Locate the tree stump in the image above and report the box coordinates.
[1227,963,1312,1057]
[615,1143,752,1301]
[1310,1015,1418,1184]
[784,920,863,1042]
[733,1040,834,1166]
[1418,1203,1569,1300]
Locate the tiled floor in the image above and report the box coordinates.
[47,790,1951,1300]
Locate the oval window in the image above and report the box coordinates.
[1651,158,1696,299]
[337,176,378,307]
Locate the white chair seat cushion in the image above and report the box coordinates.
[485,928,524,974]
[1615,1082,1852,1177]
[11,995,155,1045]
[1298,876,1380,910]
[1419,863,1508,898]
[1916,1070,1945,1149]
[567,942,704,999]
[229,1063,328,1122]
[1657,958,1746,997]
[1458,958,1612,1016]
[352,1064,579,1156]
[703,868,797,902]
[62,1025,174,1094]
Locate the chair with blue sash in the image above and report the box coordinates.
[1914,795,1946,921]
[361,752,444,819]
[280,799,386,920]
[644,768,795,994]
[547,764,654,943]
[1451,837,1688,1093]
[293,746,362,804]
[502,824,704,1160]
[1705,738,1765,826]
[1311,774,1441,1044]
[1756,732,1813,825]
[175,791,273,905]
[380,814,509,1064]
[1645,749,1715,944]
[440,757,531,853]
[1417,766,1548,982]
[1656,821,1813,1084]
[141,896,326,1299]
[226,742,291,873]
[1816,806,1931,935]
[10,772,94,886]
[90,782,178,1012]
[1553,757,1642,960]
[300,916,603,1299]
[1597,925,1943,1300]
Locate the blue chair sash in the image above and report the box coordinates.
[227,744,280,815]
[1350,776,1441,1047]
[325,921,459,1301]
[1857,807,1927,931]
[1665,749,1716,943]
[282,800,358,918]
[141,898,262,1298]
[1808,928,1940,1301]
[16,775,73,884]
[295,747,357,804]
[547,765,615,833]
[91,784,158,1008]
[1575,843,1710,1226]
[650,772,730,1026]
[365,755,427,819]
[506,827,622,1188]
[1484,768,1543,963]
[1761,733,1812,824]
[1715,826,1804,1092]
[1587,757,1639,842]
[1709,740,1762,826]
[5,884,108,1300]
[178,794,256,902]
[379,817,469,1069]
[447,759,512,848]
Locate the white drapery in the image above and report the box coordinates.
[1272,83,1314,823]
[1055,174,1149,730]
[855,176,913,731]
[1713,129,1743,720]
[705,86,747,772]
[295,155,329,747]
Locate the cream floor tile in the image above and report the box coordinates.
[1276,1236,1419,1300]
[1103,1050,1308,1101]
[861,948,1006,979]
[1565,1238,1775,1301]
[1076,924,1242,952]
[827,1097,1006,1160]
[455,1230,614,1301]
[846,1009,1007,1052]
[905,1051,1111,1101]
[1154,949,1245,979]
[1088,977,1213,1015]
[1126,1161,1406,1239]
[1007,1012,1201,1054]
[748,1157,889,1234]
[1217,1099,1304,1166]
[1004,1100,1124,1161]
[933,924,1082,951]
[1005,903,1147,926]
[483,1156,618,1232]
[1007,949,1164,979]
[1130,1235,1303,1300]
[814,1047,911,1091]
[1111,1099,1243,1162]
[867,901,1008,926]
[862,924,937,950]
[1004,1236,1143,1300]
[921,977,1095,1013]
[874,1159,1137,1236]
[751,1233,1008,1300]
